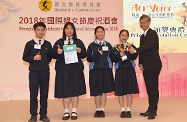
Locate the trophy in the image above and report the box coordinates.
[115,43,128,61]
[115,43,124,52]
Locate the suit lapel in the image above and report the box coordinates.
[145,28,152,38]
[140,34,144,46]
[141,28,152,45]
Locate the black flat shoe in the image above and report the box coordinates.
[71,112,78,120]
[126,111,132,118]
[100,110,105,118]
[62,113,70,120]
[120,111,126,118]
[94,111,100,118]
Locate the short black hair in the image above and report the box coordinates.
[94,26,105,35]
[33,22,46,30]
[94,26,105,39]
[119,29,129,37]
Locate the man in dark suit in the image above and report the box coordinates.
[129,15,162,120]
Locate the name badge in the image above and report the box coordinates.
[34,44,41,49]
[102,46,108,51]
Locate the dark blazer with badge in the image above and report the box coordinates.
[87,40,114,70]
[22,39,52,71]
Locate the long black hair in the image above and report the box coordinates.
[62,22,77,39]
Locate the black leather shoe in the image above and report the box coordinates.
[120,111,126,118]
[100,111,105,118]
[71,112,78,120]
[94,111,100,118]
[40,115,50,122]
[140,111,149,117]
[140,111,157,117]
[28,116,37,122]
[148,113,156,120]
[126,111,132,118]
[62,113,70,120]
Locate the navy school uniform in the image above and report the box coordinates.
[113,47,139,96]
[53,37,86,98]
[22,39,52,117]
[87,40,115,96]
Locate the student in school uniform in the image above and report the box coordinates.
[52,22,87,120]
[87,26,114,118]
[22,22,52,122]
[113,29,139,118]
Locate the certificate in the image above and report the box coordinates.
[63,44,78,64]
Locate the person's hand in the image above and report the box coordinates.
[34,52,41,60]
[120,51,125,57]
[139,64,144,71]
[129,46,136,54]
[57,45,63,54]
[76,47,82,53]
[98,48,103,55]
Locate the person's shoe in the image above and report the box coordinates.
[94,111,100,118]
[120,111,126,118]
[140,111,157,117]
[148,113,156,120]
[126,111,132,118]
[62,113,70,120]
[71,112,78,120]
[140,111,150,117]
[100,110,105,118]
[40,115,50,122]
[28,116,37,122]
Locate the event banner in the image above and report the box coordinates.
[123,0,187,53]
[123,0,187,97]
[0,0,123,100]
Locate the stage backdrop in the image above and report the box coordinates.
[0,0,123,100]
[0,0,186,101]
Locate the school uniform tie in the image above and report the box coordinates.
[38,40,41,45]
[99,42,102,51]
[68,38,71,45]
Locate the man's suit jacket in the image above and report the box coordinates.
[136,28,162,70]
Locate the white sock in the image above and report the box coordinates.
[64,109,69,113]
[64,109,69,116]
[121,107,125,112]
[72,108,77,116]
[96,108,100,111]
[72,108,77,113]
[127,107,131,111]
[100,108,104,111]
